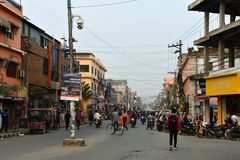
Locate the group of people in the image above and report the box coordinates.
[0,109,9,133]
[64,110,82,130]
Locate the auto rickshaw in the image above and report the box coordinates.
[28,108,53,134]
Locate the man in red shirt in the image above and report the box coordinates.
[167,108,180,151]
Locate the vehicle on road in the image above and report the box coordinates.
[28,108,53,134]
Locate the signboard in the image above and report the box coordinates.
[60,73,81,101]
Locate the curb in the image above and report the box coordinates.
[0,132,27,140]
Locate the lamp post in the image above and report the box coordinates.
[63,0,84,147]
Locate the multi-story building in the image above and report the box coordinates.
[0,0,26,128]
[188,0,240,124]
[182,47,219,120]
[21,19,69,110]
[108,79,128,109]
[74,52,107,118]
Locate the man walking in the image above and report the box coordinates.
[167,108,180,151]
[1,109,9,133]
[64,110,71,130]
[112,108,119,133]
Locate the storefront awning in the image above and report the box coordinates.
[0,16,11,30]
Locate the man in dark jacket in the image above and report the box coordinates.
[167,108,180,151]
[1,109,9,133]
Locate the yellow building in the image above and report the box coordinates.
[75,52,107,119]
[206,67,240,124]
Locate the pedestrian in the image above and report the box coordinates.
[1,109,9,133]
[75,110,81,129]
[167,108,180,151]
[64,110,71,130]
[0,109,2,132]
[88,110,93,126]
[112,108,119,133]
[122,110,128,131]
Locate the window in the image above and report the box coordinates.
[95,69,97,76]
[43,58,48,75]
[80,65,89,72]
[40,36,48,49]
[6,61,18,78]
[6,25,16,40]
[92,66,94,74]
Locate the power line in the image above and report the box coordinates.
[73,0,139,8]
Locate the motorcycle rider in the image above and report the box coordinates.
[94,110,102,128]
[146,112,154,129]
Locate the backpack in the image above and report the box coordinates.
[169,115,177,130]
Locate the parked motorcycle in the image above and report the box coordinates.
[205,123,227,139]
[157,120,167,131]
[225,126,240,141]
[140,116,146,125]
[180,121,196,136]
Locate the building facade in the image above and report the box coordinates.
[21,19,69,110]
[188,0,240,124]
[0,0,26,128]
[75,52,107,118]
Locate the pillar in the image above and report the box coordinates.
[229,46,234,68]
[217,96,222,124]
[218,0,225,70]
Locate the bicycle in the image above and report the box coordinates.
[107,121,124,135]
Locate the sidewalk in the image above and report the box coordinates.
[0,128,29,139]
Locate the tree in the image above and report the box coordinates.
[81,81,93,100]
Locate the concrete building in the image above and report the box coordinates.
[182,48,219,120]
[21,19,69,111]
[0,0,25,128]
[188,0,240,124]
[108,79,128,110]
[74,52,107,118]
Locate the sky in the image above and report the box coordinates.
[18,0,220,103]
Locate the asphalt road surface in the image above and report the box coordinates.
[0,120,239,160]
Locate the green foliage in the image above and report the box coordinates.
[81,81,93,100]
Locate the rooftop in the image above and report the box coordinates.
[188,0,240,16]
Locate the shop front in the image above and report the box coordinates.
[206,71,240,124]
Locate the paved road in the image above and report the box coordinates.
[0,120,239,160]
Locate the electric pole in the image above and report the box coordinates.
[168,40,184,111]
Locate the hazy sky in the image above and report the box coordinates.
[19,0,219,103]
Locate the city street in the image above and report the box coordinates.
[0,121,239,160]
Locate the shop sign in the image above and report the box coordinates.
[206,73,240,96]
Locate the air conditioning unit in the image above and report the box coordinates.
[19,70,25,78]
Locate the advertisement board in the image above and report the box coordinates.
[60,73,81,101]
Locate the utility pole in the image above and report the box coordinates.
[168,40,184,111]
[63,0,84,147]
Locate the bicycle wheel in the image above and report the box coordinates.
[118,125,124,136]
[107,123,114,134]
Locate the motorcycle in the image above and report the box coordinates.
[157,120,166,131]
[140,116,146,125]
[131,117,137,128]
[180,121,196,136]
[225,126,240,141]
[147,117,154,130]
[95,119,102,128]
[205,123,227,139]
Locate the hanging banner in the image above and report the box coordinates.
[60,73,81,101]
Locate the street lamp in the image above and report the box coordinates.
[63,0,84,147]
